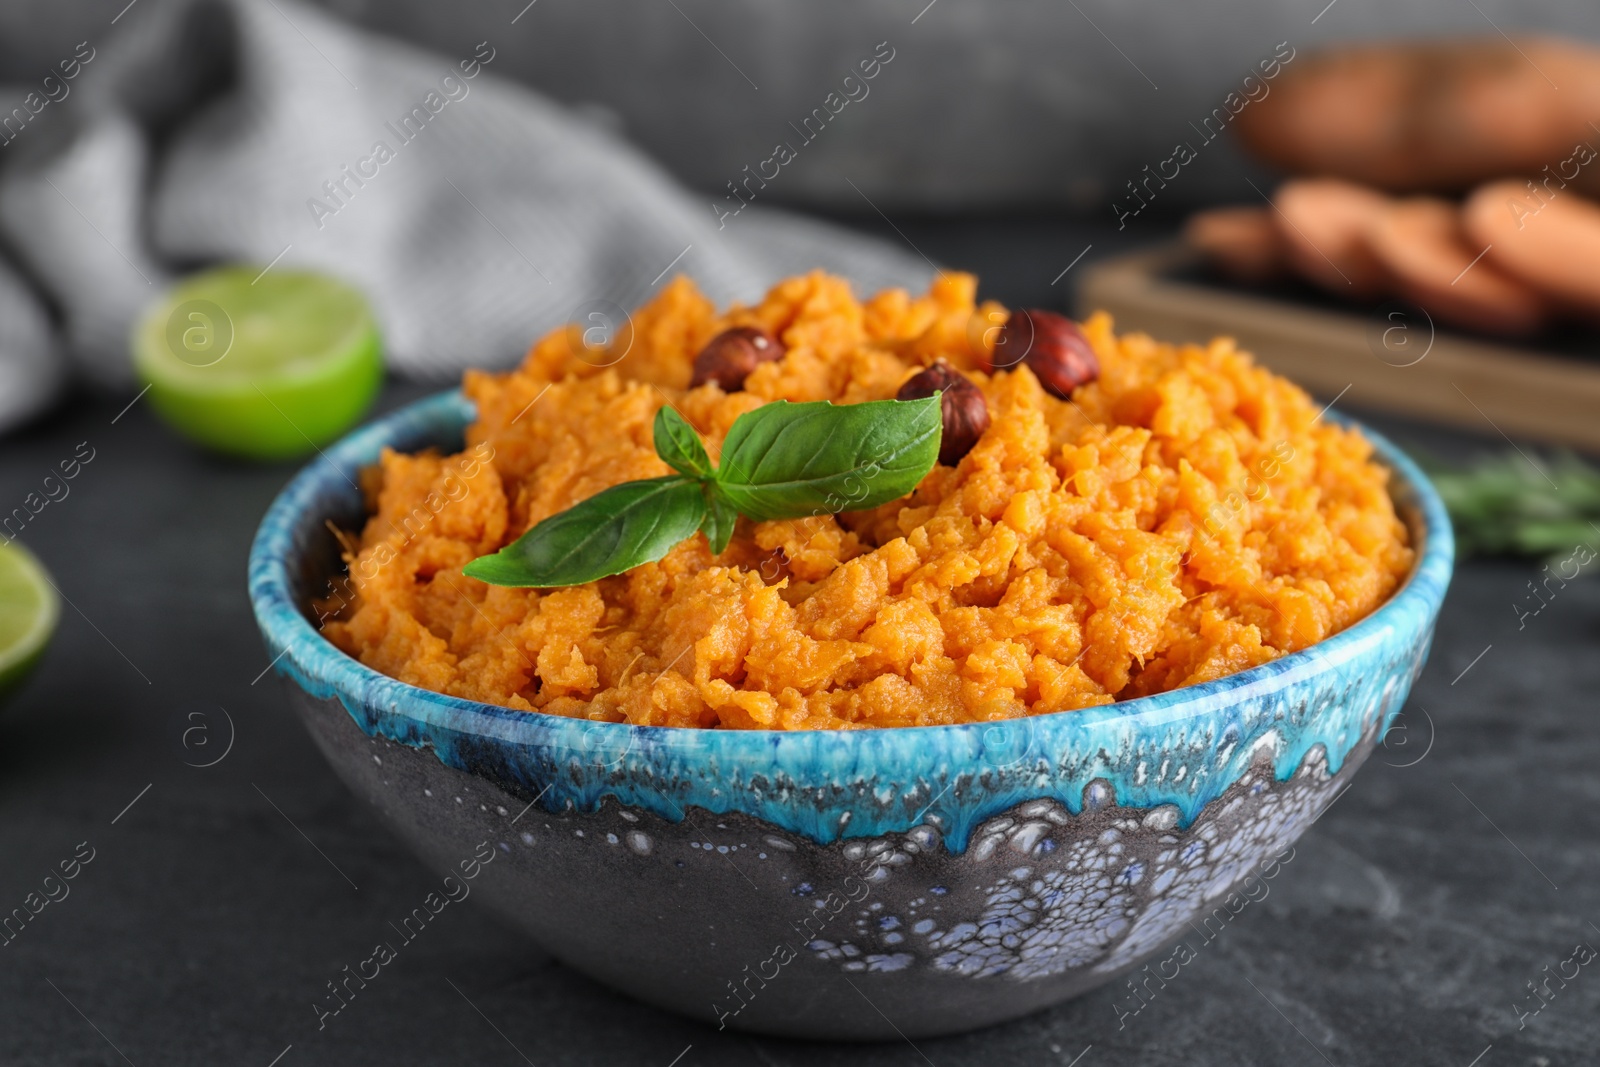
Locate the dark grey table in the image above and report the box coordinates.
[1,217,1595,1067]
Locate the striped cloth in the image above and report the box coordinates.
[0,0,930,431]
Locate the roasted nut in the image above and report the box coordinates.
[992,308,1099,399]
[689,326,784,391]
[897,361,990,466]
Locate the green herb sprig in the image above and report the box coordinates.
[1432,449,1600,567]
[463,397,943,588]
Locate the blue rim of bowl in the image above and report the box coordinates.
[248,389,1454,844]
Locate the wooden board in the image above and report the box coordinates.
[1076,243,1600,450]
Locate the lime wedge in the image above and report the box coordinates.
[0,540,58,700]
[133,266,384,460]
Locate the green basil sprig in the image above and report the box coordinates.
[462,396,943,588]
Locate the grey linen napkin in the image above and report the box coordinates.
[0,0,930,432]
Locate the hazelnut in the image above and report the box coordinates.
[992,308,1099,399]
[690,326,784,391]
[897,361,990,466]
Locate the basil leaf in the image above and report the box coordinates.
[464,396,943,589]
[463,476,707,587]
[714,397,942,521]
[701,487,738,554]
[653,406,712,480]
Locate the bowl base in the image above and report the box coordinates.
[285,681,1374,1039]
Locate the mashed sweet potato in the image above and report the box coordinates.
[322,272,1412,729]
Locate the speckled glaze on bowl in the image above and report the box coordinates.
[248,390,1452,1040]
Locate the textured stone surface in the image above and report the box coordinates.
[1,219,1597,1063]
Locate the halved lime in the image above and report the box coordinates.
[133,266,384,461]
[0,540,58,700]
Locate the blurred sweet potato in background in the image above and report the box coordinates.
[1188,36,1600,336]
[1181,207,1284,284]
[1271,179,1393,299]
[1465,178,1600,320]
[1366,196,1548,335]
[1233,37,1600,197]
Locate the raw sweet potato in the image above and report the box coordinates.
[1236,39,1600,197]
[1367,197,1547,335]
[1465,179,1600,316]
[1271,179,1393,298]
[1184,206,1285,283]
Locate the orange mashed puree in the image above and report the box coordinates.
[323,272,1413,729]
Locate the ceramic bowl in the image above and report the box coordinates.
[248,390,1453,1040]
